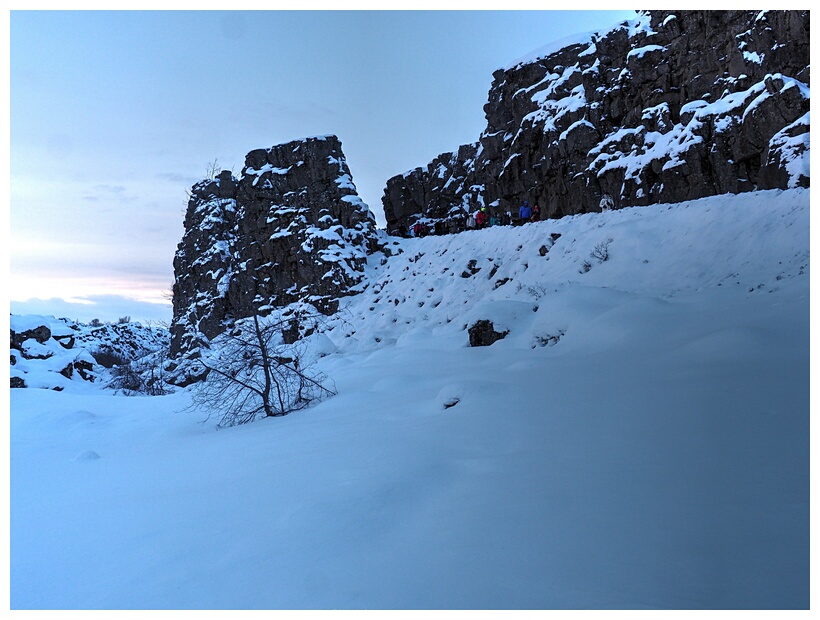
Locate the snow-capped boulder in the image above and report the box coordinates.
[10,316,100,389]
[57,350,96,381]
[382,10,809,232]
[9,314,65,350]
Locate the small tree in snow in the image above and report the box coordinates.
[590,238,613,263]
[191,312,335,427]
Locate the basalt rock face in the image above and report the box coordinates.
[169,169,240,367]
[169,136,379,379]
[382,143,480,233]
[382,10,810,233]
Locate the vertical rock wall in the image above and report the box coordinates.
[169,135,379,379]
[382,10,810,233]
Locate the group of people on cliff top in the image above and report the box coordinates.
[402,200,541,238]
[400,193,616,238]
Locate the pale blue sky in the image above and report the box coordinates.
[10,9,636,323]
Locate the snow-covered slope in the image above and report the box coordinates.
[327,189,808,353]
[10,188,809,609]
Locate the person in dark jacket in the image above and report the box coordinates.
[530,204,541,222]
[518,200,532,224]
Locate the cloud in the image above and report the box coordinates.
[81,184,132,204]
[156,171,200,186]
[10,295,173,326]
[92,184,127,194]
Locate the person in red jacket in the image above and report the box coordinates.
[412,221,428,238]
[475,207,489,228]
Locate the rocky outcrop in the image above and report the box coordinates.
[168,169,240,365]
[10,315,167,390]
[382,10,810,233]
[383,144,482,234]
[169,135,379,375]
[10,324,52,352]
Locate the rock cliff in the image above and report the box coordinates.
[169,135,379,381]
[382,10,810,233]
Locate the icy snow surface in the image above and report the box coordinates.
[10,189,809,609]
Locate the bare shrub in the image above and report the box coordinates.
[107,349,172,396]
[590,238,613,263]
[190,312,336,427]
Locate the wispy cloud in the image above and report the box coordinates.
[156,172,200,186]
[81,184,132,204]
[11,295,172,325]
[92,184,127,194]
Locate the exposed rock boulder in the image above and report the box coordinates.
[58,356,95,381]
[10,324,51,350]
[468,320,509,347]
[169,135,380,375]
[382,10,809,232]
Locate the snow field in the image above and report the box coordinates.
[10,188,810,609]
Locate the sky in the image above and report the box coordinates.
[8,8,637,324]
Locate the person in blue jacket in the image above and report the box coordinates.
[518,200,532,225]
